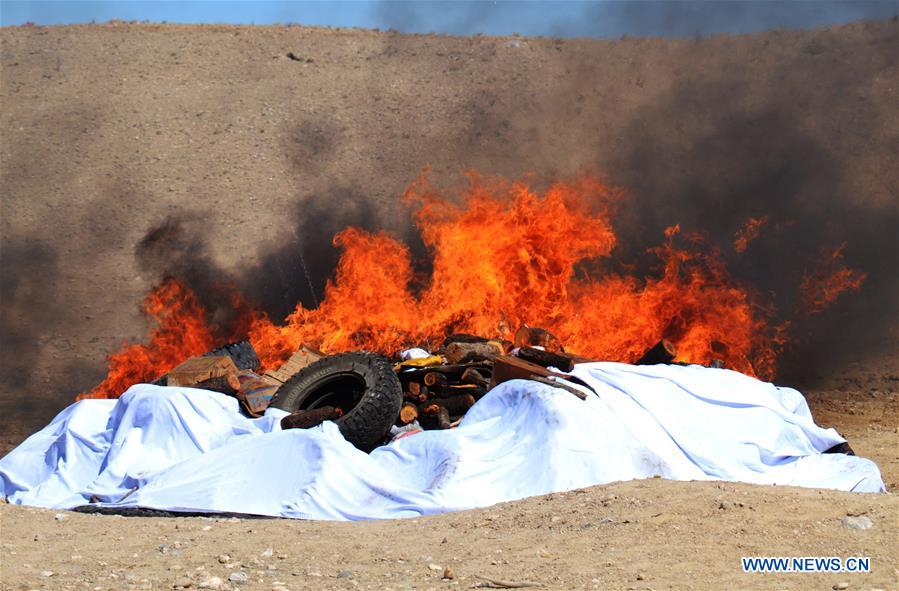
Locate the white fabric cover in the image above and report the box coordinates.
[0,363,884,520]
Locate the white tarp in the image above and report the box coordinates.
[0,363,884,520]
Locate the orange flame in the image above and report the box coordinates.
[82,172,867,400]
[799,243,867,314]
[734,215,768,253]
[246,173,776,378]
[78,278,215,400]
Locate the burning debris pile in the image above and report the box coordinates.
[144,322,688,451]
[76,172,868,446]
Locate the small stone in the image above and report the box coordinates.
[228,572,249,584]
[172,577,192,589]
[636,573,645,581]
[261,548,273,558]
[198,577,223,590]
[841,515,873,529]
[428,563,443,571]
[272,587,288,591]
[54,513,66,521]
[202,526,212,531]
[442,567,454,580]
[833,583,849,590]
[40,571,54,577]
[159,544,170,554]
[336,570,353,579]
[217,555,230,564]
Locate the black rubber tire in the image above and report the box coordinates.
[203,341,260,371]
[270,352,403,451]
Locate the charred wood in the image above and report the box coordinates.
[636,339,677,365]
[516,347,596,371]
[419,404,452,430]
[442,333,490,346]
[492,355,595,397]
[443,341,503,364]
[281,406,342,430]
[421,394,476,416]
[423,371,448,389]
[460,367,490,389]
[513,325,563,352]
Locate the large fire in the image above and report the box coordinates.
[80,172,866,399]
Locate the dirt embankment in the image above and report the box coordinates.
[1,21,897,440]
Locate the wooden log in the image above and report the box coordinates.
[193,373,241,395]
[399,403,419,425]
[519,347,595,369]
[442,333,489,346]
[420,403,441,415]
[408,381,422,396]
[460,367,490,389]
[432,384,485,397]
[635,339,677,365]
[164,356,239,387]
[516,347,577,372]
[280,406,342,430]
[423,394,476,416]
[513,325,563,352]
[400,363,493,380]
[492,355,553,385]
[528,375,588,400]
[423,372,446,388]
[436,406,452,429]
[419,404,451,430]
[492,355,595,397]
[443,341,503,364]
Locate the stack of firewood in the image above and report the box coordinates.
[395,351,497,430]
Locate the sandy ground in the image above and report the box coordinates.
[2,474,897,591]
